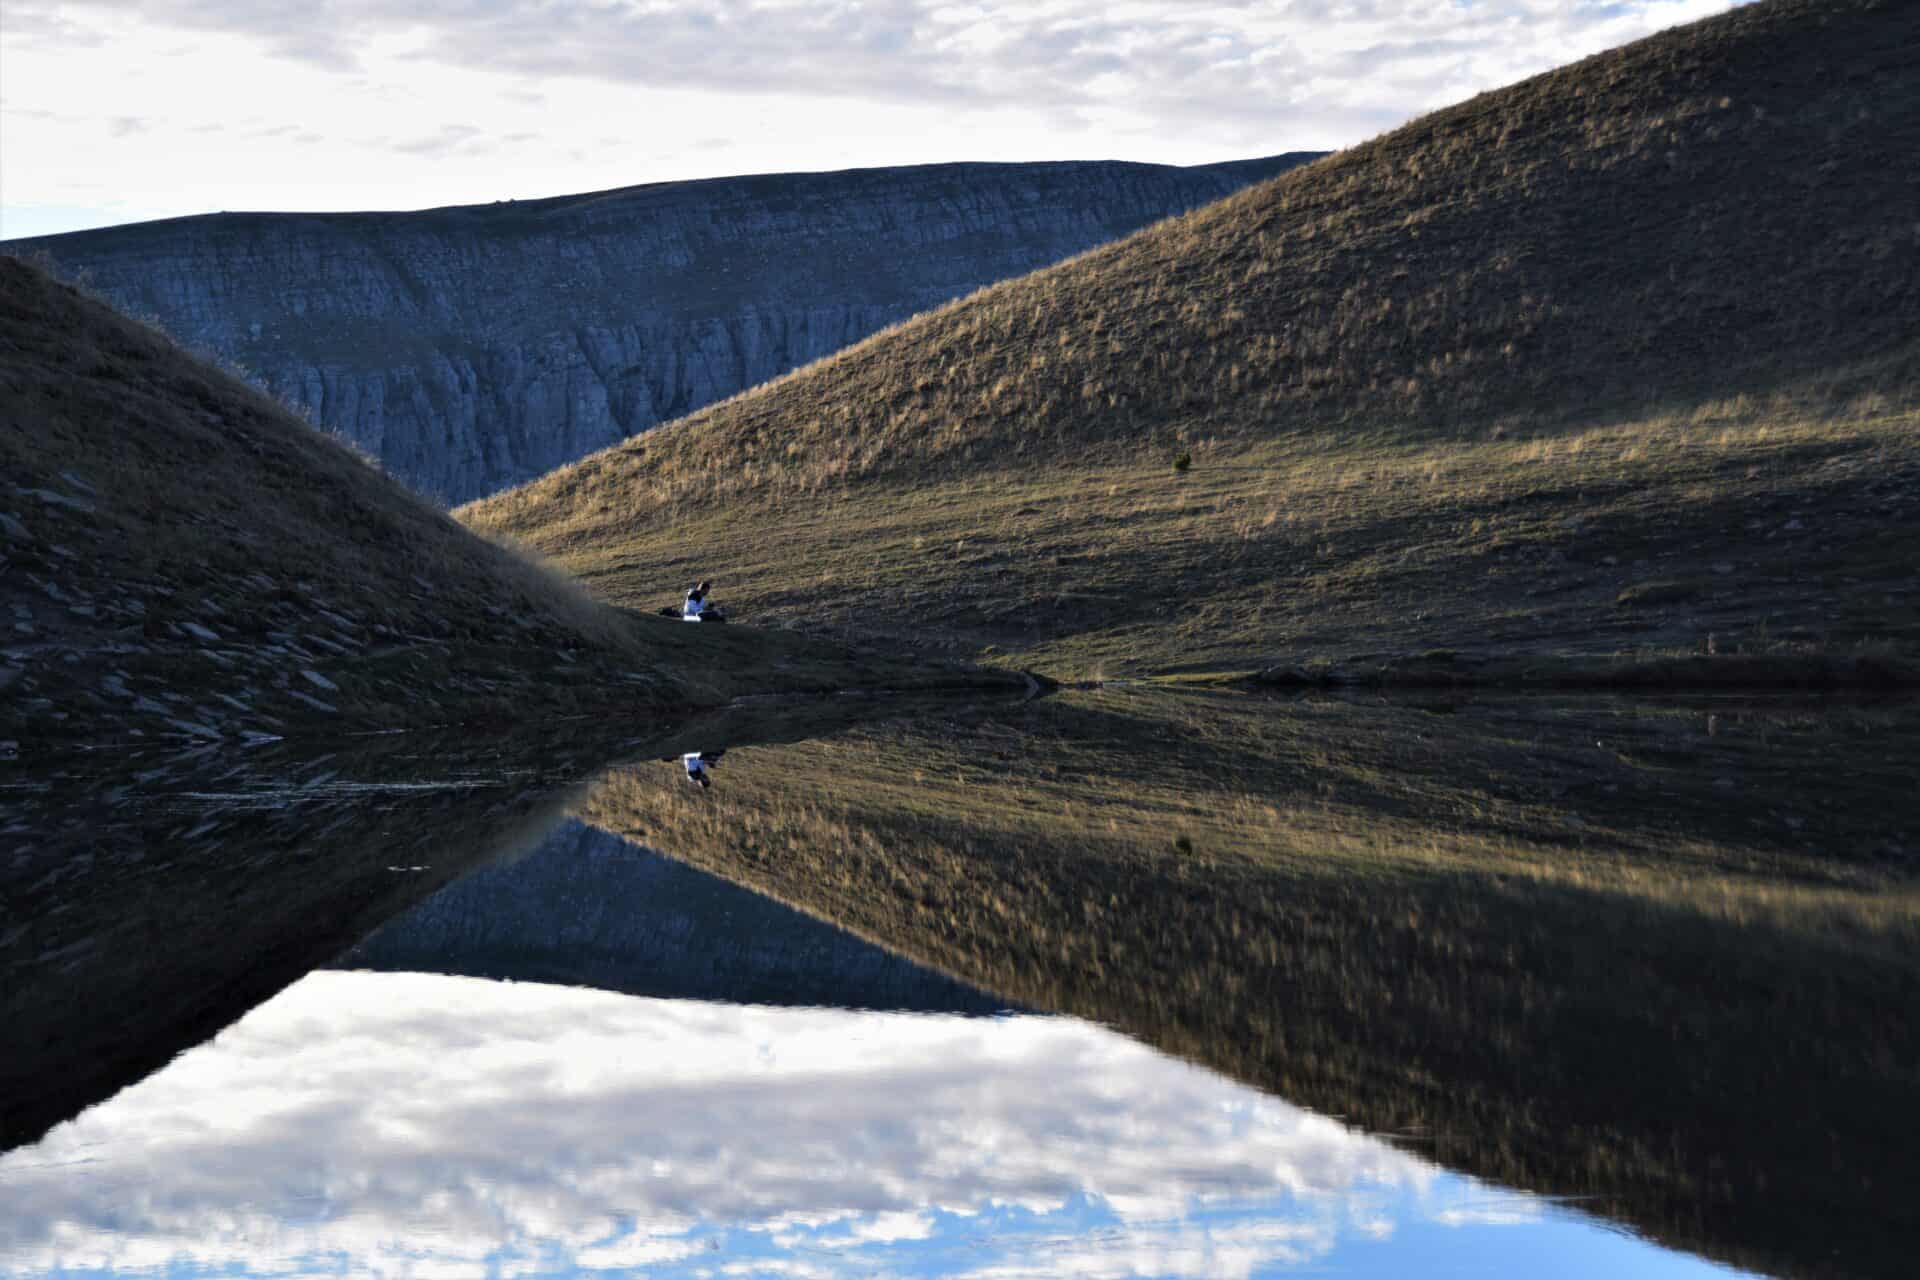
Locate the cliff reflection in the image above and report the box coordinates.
[586,689,1920,1280]
[337,819,1011,1014]
[0,693,1020,1152]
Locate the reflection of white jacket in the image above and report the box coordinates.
[682,753,706,778]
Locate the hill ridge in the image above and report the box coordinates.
[11,155,1317,232]
[8,154,1320,502]
[467,0,1920,677]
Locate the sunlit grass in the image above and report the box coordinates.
[477,395,1920,678]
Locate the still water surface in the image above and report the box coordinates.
[3,689,1914,1278]
[4,969,1732,1279]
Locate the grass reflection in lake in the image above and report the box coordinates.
[585,688,1920,1280]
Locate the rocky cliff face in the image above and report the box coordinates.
[10,156,1317,503]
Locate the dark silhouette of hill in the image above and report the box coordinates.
[0,257,678,748]
[469,0,1920,677]
[0,257,1028,752]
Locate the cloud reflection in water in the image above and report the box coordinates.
[0,971,1727,1278]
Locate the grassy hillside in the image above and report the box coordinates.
[0,258,1019,753]
[467,0,1920,678]
[585,689,1920,1280]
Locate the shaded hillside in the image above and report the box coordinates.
[7,156,1316,502]
[586,689,1920,1280]
[471,0,1920,676]
[0,258,1021,752]
[339,819,1012,1015]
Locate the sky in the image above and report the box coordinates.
[0,1,1738,240]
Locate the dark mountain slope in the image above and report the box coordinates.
[469,0,1920,677]
[7,156,1317,502]
[0,259,1016,753]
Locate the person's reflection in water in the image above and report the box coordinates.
[680,749,726,789]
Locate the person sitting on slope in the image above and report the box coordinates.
[681,749,725,789]
[682,579,726,623]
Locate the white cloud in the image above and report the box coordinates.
[953,1218,1336,1280]
[0,971,1576,1278]
[1433,1200,1548,1228]
[813,1210,935,1247]
[0,1,1742,237]
[573,1232,706,1269]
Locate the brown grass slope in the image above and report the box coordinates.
[586,690,1920,1280]
[0,259,1019,752]
[469,0,1920,676]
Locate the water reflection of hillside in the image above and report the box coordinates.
[0,694,1020,1151]
[0,728,590,1153]
[586,690,1920,1280]
[339,820,1011,1014]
